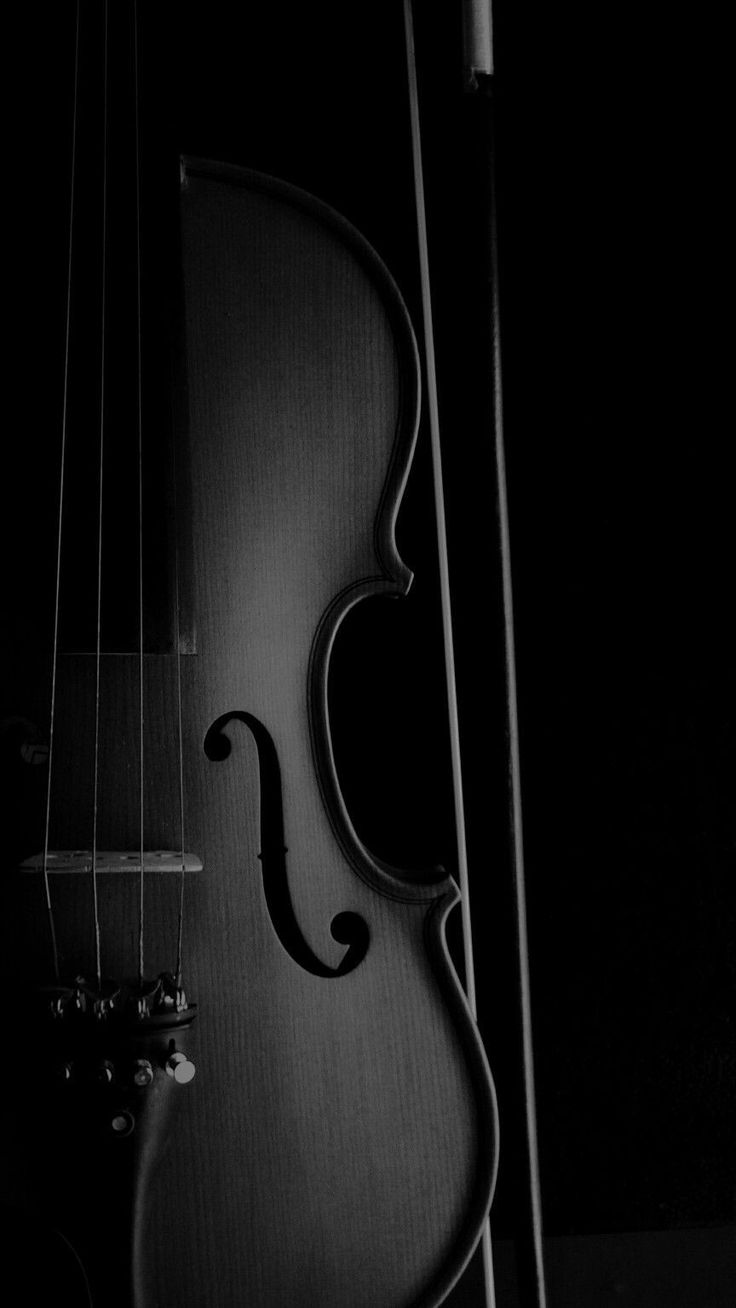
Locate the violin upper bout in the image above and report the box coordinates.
[180,156,439,905]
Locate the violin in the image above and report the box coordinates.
[0,2,548,1304]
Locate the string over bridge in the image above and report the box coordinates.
[20,850,204,875]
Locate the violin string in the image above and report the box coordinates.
[170,206,188,987]
[133,0,146,988]
[402,3,497,1304]
[41,0,83,983]
[90,0,111,993]
[173,460,188,990]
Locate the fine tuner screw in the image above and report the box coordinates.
[110,1111,135,1137]
[133,1059,155,1087]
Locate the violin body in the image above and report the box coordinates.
[1,161,496,1305]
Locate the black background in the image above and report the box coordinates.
[4,1,734,1302]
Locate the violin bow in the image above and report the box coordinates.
[403,3,548,1305]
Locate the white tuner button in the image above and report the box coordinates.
[165,1051,195,1084]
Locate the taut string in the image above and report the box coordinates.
[133,0,146,987]
[42,0,83,983]
[172,452,188,990]
[173,496,188,990]
[171,180,188,987]
[90,0,111,992]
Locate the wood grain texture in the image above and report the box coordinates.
[0,162,497,1307]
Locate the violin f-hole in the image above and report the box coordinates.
[204,710,369,978]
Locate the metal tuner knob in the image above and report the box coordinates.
[133,1059,155,1087]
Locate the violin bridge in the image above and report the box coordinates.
[18,850,204,874]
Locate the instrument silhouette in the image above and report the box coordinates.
[0,4,499,1304]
